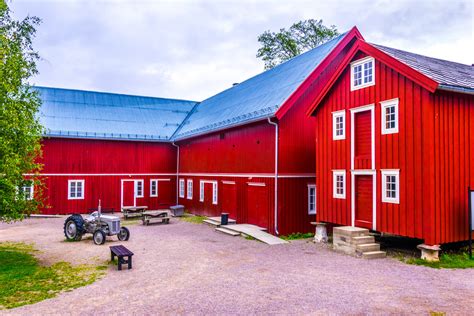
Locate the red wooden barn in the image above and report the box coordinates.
[307,38,474,246]
[34,87,197,214]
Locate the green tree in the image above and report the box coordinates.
[0,0,44,221]
[257,19,339,70]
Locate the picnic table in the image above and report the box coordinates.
[110,245,134,270]
[142,210,171,226]
[121,206,147,219]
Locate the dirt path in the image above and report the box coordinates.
[1,217,473,315]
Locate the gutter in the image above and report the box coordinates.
[172,142,180,205]
[438,84,474,95]
[267,117,279,235]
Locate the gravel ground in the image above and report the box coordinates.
[0,216,473,315]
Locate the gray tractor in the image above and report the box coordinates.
[63,201,130,245]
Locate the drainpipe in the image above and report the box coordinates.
[172,142,179,205]
[267,117,279,235]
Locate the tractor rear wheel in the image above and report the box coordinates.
[93,229,106,245]
[64,214,85,241]
[117,227,130,241]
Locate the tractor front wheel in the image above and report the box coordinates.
[117,227,130,241]
[93,229,106,245]
[64,214,85,241]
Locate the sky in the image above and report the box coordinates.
[10,0,474,101]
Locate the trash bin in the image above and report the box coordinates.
[170,205,185,217]
[221,213,229,225]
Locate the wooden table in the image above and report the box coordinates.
[121,206,148,219]
[142,210,171,225]
[110,245,134,270]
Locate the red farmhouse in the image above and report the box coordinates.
[307,39,474,246]
[33,27,473,245]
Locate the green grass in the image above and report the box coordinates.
[402,252,474,269]
[280,232,315,240]
[180,214,207,224]
[0,242,106,309]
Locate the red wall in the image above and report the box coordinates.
[38,138,177,214]
[314,51,474,245]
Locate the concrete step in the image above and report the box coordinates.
[362,251,386,259]
[207,217,237,225]
[356,243,380,252]
[333,226,370,237]
[215,227,240,236]
[352,236,375,245]
[203,219,220,227]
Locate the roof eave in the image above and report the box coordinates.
[437,84,474,95]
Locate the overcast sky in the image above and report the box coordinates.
[10,0,474,101]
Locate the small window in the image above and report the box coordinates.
[187,179,193,200]
[150,179,158,197]
[381,98,399,134]
[21,182,34,200]
[135,180,144,198]
[351,57,375,91]
[333,171,346,199]
[332,110,345,140]
[212,182,218,205]
[308,185,316,215]
[179,179,185,198]
[381,170,400,204]
[68,180,85,200]
[199,181,204,202]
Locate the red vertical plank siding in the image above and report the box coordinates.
[314,50,473,245]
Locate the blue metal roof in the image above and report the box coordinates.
[36,86,197,141]
[173,32,347,139]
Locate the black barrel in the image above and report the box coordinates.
[221,212,229,226]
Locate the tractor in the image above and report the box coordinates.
[63,200,130,245]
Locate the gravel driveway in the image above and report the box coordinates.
[1,217,473,315]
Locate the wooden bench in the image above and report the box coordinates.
[121,206,147,219]
[110,245,134,270]
[142,210,171,226]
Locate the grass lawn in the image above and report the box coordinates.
[180,214,207,224]
[280,232,315,240]
[0,242,106,309]
[403,252,474,269]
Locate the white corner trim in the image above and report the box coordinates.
[380,98,399,135]
[350,56,375,91]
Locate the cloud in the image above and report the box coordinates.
[11,0,473,101]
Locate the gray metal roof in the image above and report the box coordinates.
[174,32,348,139]
[373,44,474,93]
[36,86,197,141]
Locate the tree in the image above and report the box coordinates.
[257,19,339,70]
[0,0,44,221]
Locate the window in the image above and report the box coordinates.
[21,182,34,200]
[199,181,204,202]
[351,57,375,91]
[381,170,400,204]
[380,98,399,134]
[332,171,346,199]
[179,179,185,198]
[308,185,316,215]
[150,179,158,197]
[187,179,193,199]
[332,110,345,140]
[212,182,218,205]
[68,180,84,200]
[134,180,144,198]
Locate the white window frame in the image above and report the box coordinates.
[150,179,158,197]
[68,180,85,200]
[22,182,34,200]
[332,110,346,140]
[199,181,204,202]
[332,170,346,199]
[350,56,375,91]
[212,182,218,205]
[308,184,316,215]
[179,179,185,198]
[187,179,193,200]
[135,180,144,198]
[381,170,400,204]
[380,98,399,135]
